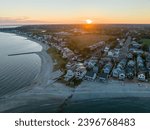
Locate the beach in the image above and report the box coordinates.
[0,34,150,112]
[71,80,150,101]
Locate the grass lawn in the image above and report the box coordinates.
[140,39,150,46]
[66,34,114,51]
[47,48,67,71]
[140,39,150,51]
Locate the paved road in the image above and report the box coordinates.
[120,36,132,59]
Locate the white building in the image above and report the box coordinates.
[75,66,87,79]
[138,72,146,81]
[104,46,110,53]
[64,70,75,81]
[62,48,74,59]
[119,71,126,80]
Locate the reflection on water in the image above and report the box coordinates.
[0,32,42,96]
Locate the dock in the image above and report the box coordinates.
[8,52,40,56]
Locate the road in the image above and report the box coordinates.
[120,36,132,59]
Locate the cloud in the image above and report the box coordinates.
[0,17,47,25]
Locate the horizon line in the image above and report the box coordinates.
[1,23,150,26]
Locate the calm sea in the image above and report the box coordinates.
[4,98,150,113]
[0,32,42,97]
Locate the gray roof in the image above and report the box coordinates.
[85,70,95,77]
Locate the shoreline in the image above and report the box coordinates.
[26,36,54,86]
[0,32,150,112]
[11,33,54,90]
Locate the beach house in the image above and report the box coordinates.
[103,62,113,74]
[138,72,146,81]
[84,69,97,81]
[64,70,75,81]
[75,66,87,80]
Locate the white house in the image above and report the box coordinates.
[119,71,126,80]
[75,67,87,79]
[62,48,74,59]
[108,51,114,57]
[84,59,97,69]
[138,72,146,81]
[104,46,110,53]
[64,70,75,81]
[112,68,121,78]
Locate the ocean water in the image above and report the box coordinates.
[4,97,150,113]
[0,32,42,97]
[62,98,150,113]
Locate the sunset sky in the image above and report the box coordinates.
[0,0,150,25]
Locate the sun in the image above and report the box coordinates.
[86,19,93,24]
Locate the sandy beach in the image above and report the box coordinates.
[71,80,150,101]
[0,35,150,112]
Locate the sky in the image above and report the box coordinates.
[0,0,150,25]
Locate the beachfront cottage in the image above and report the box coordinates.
[126,67,134,79]
[62,47,75,59]
[112,68,121,78]
[103,62,113,74]
[138,72,146,81]
[75,66,87,80]
[98,73,108,81]
[64,70,75,81]
[112,59,127,79]
[126,59,135,80]
[84,70,97,81]
[118,71,126,80]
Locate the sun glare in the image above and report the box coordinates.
[86,19,93,24]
